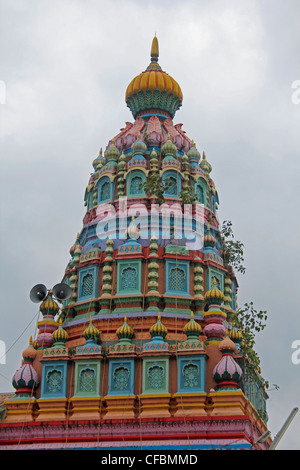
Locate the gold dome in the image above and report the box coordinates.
[52,319,68,345]
[83,316,101,343]
[40,293,60,317]
[149,313,168,339]
[125,37,183,119]
[229,326,243,342]
[116,316,134,342]
[204,278,224,305]
[183,312,202,339]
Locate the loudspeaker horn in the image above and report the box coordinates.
[30,284,48,303]
[52,283,72,301]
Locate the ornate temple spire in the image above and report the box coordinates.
[200,151,212,176]
[187,140,201,167]
[12,337,40,398]
[203,278,227,345]
[34,292,60,349]
[0,35,271,448]
[125,36,183,119]
[92,147,105,172]
[213,337,243,391]
[204,224,216,251]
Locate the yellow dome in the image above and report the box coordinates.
[149,313,168,339]
[40,292,60,317]
[204,278,224,306]
[183,312,202,338]
[83,316,101,343]
[116,316,134,342]
[125,37,183,119]
[126,69,183,101]
[52,319,68,345]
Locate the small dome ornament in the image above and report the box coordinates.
[200,151,212,176]
[161,133,178,158]
[93,148,105,171]
[150,148,158,168]
[22,336,38,361]
[213,337,243,391]
[183,312,202,341]
[105,139,120,164]
[52,319,68,346]
[149,313,168,340]
[116,316,134,344]
[12,337,40,396]
[40,292,60,317]
[229,322,243,345]
[187,141,201,165]
[204,224,216,249]
[131,133,147,156]
[83,317,101,344]
[204,278,224,306]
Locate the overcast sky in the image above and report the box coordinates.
[0,0,299,449]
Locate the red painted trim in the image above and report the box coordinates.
[0,432,248,446]
[14,388,35,395]
[163,254,192,261]
[0,415,250,428]
[162,71,167,91]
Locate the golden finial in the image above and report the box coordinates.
[151,35,159,62]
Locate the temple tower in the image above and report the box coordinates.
[0,37,270,450]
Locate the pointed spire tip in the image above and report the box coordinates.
[151,35,159,62]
